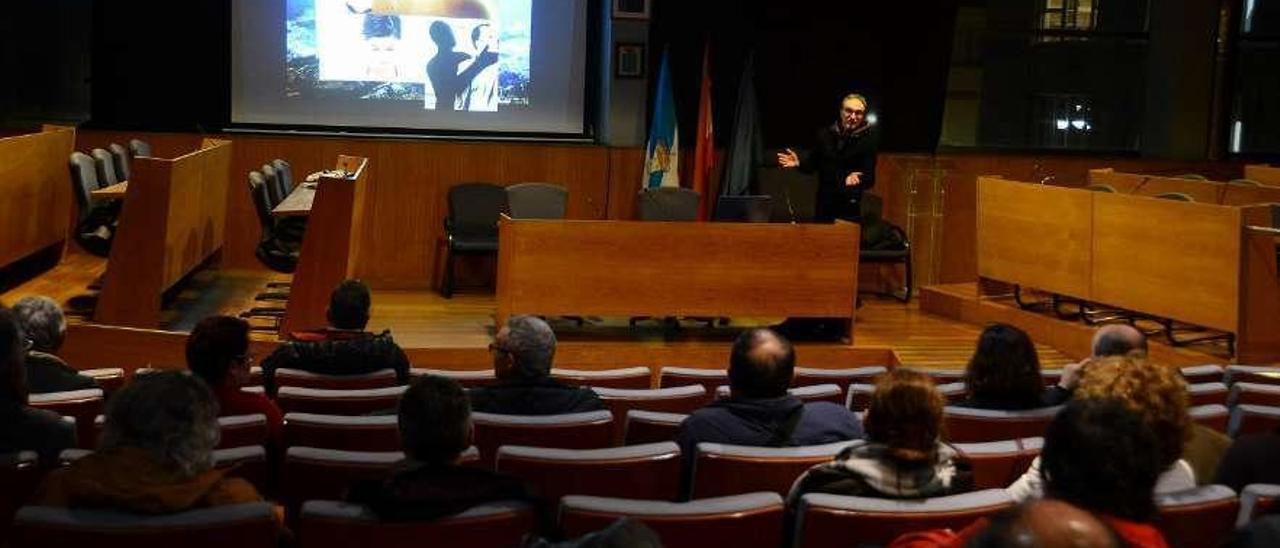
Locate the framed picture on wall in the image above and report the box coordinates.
[615,43,645,79]
[613,0,650,20]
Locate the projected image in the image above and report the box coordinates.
[285,0,531,110]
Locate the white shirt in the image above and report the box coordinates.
[1006,456,1197,502]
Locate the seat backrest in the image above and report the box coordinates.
[1187,382,1230,407]
[793,366,887,391]
[942,406,1062,443]
[560,492,786,548]
[27,389,105,448]
[128,139,152,158]
[298,500,534,548]
[1154,191,1194,202]
[1226,365,1280,386]
[471,410,614,467]
[210,446,270,494]
[247,172,274,232]
[1229,382,1280,407]
[638,187,700,222]
[412,368,497,388]
[275,386,407,415]
[91,148,120,187]
[68,152,100,218]
[448,183,508,238]
[271,159,294,197]
[261,164,283,207]
[795,489,1015,547]
[275,368,400,391]
[1176,173,1208,180]
[691,441,860,498]
[281,447,404,511]
[624,410,687,446]
[81,368,125,396]
[595,386,705,444]
[551,367,652,390]
[756,167,818,222]
[12,502,278,548]
[1191,404,1230,433]
[1182,365,1225,384]
[952,438,1042,490]
[1229,404,1280,438]
[0,452,41,540]
[1239,484,1280,527]
[217,414,270,450]
[714,384,844,406]
[496,442,682,503]
[108,143,131,181]
[506,182,568,219]
[1229,178,1262,187]
[284,413,400,452]
[1085,183,1117,193]
[658,367,728,395]
[1156,485,1239,548]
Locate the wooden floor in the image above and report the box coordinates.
[0,254,1080,373]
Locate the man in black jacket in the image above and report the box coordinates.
[777,93,879,222]
[468,315,604,415]
[11,296,97,394]
[260,279,410,394]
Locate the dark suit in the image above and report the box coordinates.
[798,123,879,222]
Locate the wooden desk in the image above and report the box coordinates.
[496,218,862,341]
[280,157,370,335]
[91,181,128,201]
[0,126,75,269]
[1088,168,1280,205]
[1245,165,1280,187]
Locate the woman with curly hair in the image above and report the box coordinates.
[1007,355,1194,501]
[957,323,1069,410]
[788,368,971,501]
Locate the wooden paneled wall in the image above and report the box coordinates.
[0,126,74,268]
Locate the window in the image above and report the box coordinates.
[1034,95,1094,149]
[1040,0,1097,31]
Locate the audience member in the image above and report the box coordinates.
[677,329,863,458]
[789,368,965,501]
[33,371,266,512]
[468,315,604,415]
[346,375,530,520]
[260,279,410,394]
[11,296,97,393]
[1215,424,1280,492]
[1007,355,1194,502]
[186,316,283,446]
[0,306,76,465]
[956,323,1067,410]
[525,518,664,548]
[961,500,1120,548]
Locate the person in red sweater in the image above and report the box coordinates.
[186,316,283,448]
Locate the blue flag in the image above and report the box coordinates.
[644,50,679,189]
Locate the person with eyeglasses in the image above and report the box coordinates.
[0,306,77,466]
[186,316,284,447]
[776,93,879,223]
[468,315,604,415]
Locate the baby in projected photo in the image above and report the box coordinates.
[362,14,403,80]
[426,20,498,111]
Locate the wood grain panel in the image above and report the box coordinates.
[1085,169,1280,205]
[1091,193,1241,332]
[0,127,74,268]
[976,177,1093,299]
[1237,206,1280,363]
[1245,165,1280,186]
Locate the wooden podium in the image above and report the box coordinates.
[279,156,370,336]
[496,218,862,342]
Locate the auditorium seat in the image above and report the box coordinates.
[506,182,569,220]
[560,492,785,548]
[471,410,614,467]
[107,143,131,181]
[1238,484,1280,527]
[952,438,1042,490]
[91,148,121,188]
[275,368,400,391]
[921,369,966,383]
[1226,365,1280,386]
[714,384,844,406]
[128,138,152,158]
[638,187,701,222]
[67,151,114,257]
[442,182,507,298]
[1229,404,1280,438]
[1156,485,1238,548]
[275,386,406,415]
[58,446,270,494]
[80,367,125,396]
[942,405,1062,443]
[551,367,652,389]
[1190,404,1230,433]
[261,163,283,208]
[793,489,1015,548]
[592,386,707,442]
[1181,365,1225,384]
[1,452,41,540]
[27,389,104,448]
[12,502,278,548]
[217,414,271,450]
[869,381,966,407]
[624,410,686,446]
[690,440,860,498]
[284,413,400,452]
[281,447,404,512]
[1229,382,1280,407]
[298,500,535,548]
[245,171,300,278]
[495,442,682,503]
[792,366,887,391]
[658,367,728,394]
[270,159,295,199]
[413,368,496,388]
[1187,382,1230,407]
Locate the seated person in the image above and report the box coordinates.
[1007,355,1194,502]
[951,500,1120,548]
[677,328,863,458]
[346,375,529,520]
[1215,425,1280,492]
[0,307,76,465]
[11,296,97,394]
[186,316,284,446]
[956,323,1068,409]
[33,371,267,512]
[789,368,967,501]
[468,316,604,415]
[260,279,410,394]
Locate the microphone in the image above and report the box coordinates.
[784,184,797,224]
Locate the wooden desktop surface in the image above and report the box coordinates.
[91,181,129,200]
[496,218,862,341]
[272,183,316,218]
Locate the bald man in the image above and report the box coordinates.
[969,500,1120,548]
[675,328,863,459]
[1057,324,1149,394]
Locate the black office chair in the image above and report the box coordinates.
[90,149,120,189]
[67,152,114,257]
[638,187,700,221]
[107,144,131,181]
[241,173,300,329]
[507,183,568,219]
[756,167,818,222]
[1154,192,1195,202]
[272,159,295,198]
[442,183,508,298]
[128,139,152,158]
[262,164,283,208]
[858,194,912,303]
[713,195,773,222]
